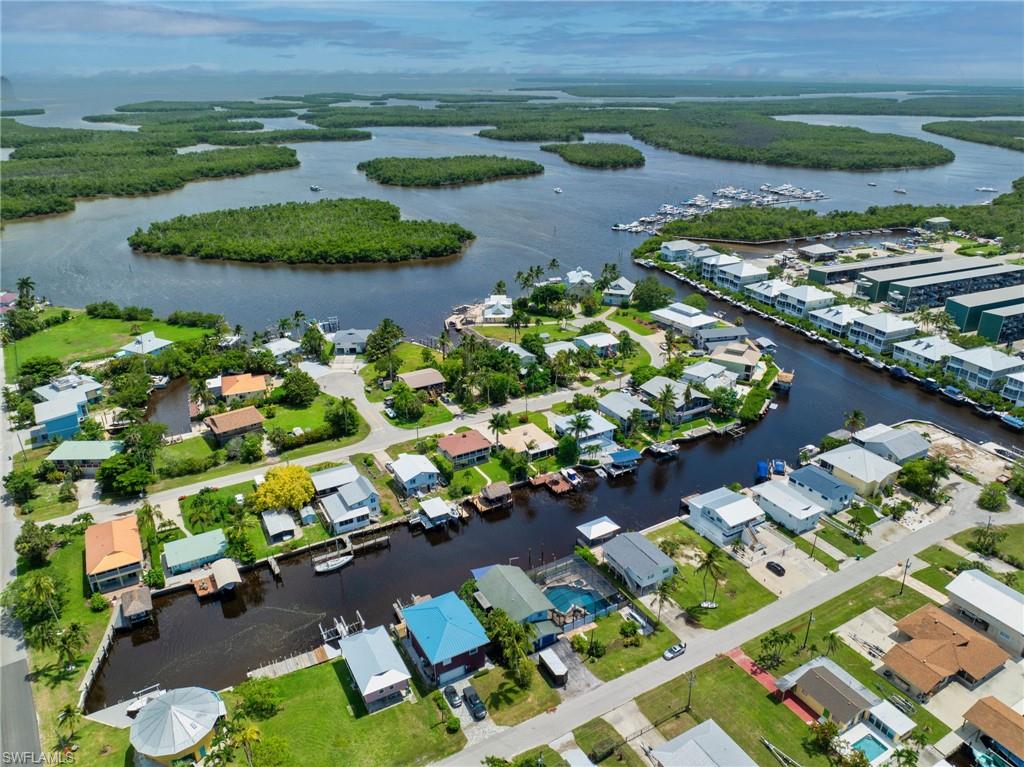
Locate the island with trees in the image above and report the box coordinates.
[127,198,475,265]
[922,120,1024,152]
[357,155,544,186]
[540,142,645,168]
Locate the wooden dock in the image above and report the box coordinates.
[247,645,329,679]
[529,472,573,495]
[191,575,215,597]
[267,556,280,577]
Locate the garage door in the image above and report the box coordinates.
[437,666,466,685]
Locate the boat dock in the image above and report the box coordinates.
[529,472,573,495]
[247,645,330,680]
[773,370,795,393]
[267,556,280,577]
[191,575,215,597]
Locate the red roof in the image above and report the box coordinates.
[437,429,492,458]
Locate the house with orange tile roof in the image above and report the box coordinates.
[881,604,1009,698]
[205,373,269,404]
[85,517,144,593]
[437,429,492,468]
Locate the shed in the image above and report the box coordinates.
[538,647,568,686]
[210,558,241,592]
[260,509,296,544]
[576,516,621,545]
[119,585,153,624]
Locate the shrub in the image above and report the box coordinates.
[978,482,1009,512]
[89,592,109,612]
[235,677,282,719]
[570,634,589,654]
[446,716,461,733]
[619,620,639,638]
[143,569,165,588]
[14,521,53,565]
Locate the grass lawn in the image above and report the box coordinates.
[278,416,370,460]
[471,664,560,726]
[478,457,512,483]
[609,307,658,336]
[67,720,132,767]
[515,746,568,767]
[479,323,577,343]
[572,717,645,767]
[911,565,953,592]
[578,613,678,681]
[360,342,442,402]
[4,311,210,381]
[223,660,465,767]
[446,465,489,499]
[153,434,218,474]
[180,480,255,532]
[846,504,881,526]
[352,452,405,518]
[952,523,1024,563]
[386,401,453,430]
[739,576,948,742]
[645,522,776,629]
[816,523,874,559]
[774,527,839,572]
[637,657,831,767]
[11,445,79,521]
[261,392,335,432]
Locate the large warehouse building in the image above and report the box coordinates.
[978,304,1024,344]
[945,285,1024,332]
[886,264,1024,312]
[808,253,942,285]
[855,257,991,302]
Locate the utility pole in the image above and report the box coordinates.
[801,611,815,650]
[808,531,819,561]
[898,558,911,595]
[685,671,696,711]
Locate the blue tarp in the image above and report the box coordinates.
[756,460,770,480]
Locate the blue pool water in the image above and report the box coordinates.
[545,584,602,614]
[852,734,887,762]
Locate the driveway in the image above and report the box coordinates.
[835,606,898,664]
[926,657,1024,729]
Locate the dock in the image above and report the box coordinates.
[529,472,573,494]
[772,370,795,393]
[267,555,280,577]
[190,575,215,597]
[247,645,329,680]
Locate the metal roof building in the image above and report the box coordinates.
[129,687,225,763]
[854,257,984,301]
[945,284,1024,332]
[885,264,1024,312]
[978,303,1024,344]
[808,252,942,285]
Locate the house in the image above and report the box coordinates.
[163,529,229,575]
[848,313,917,354]
[543,340,577,359]
[693,325,749,350]
[33,392,88,441]
[332,328,371,354]
[402,591,489,685]
[598,390,655,427]
[946,569,1024,656]
[851,424,929,465]
[945,347,1024,391]
[33,373,102,404]
[309,463,361,498]
[892,335,964,368]
[602,277,635,305]
[809,305,868,337]
[962,697,1024,767]
[650,303,718,336]
[817,444,901,496]
[418,497,459,529]
[437,429,492,467]
[923,216,952,231]
[120,331,172,357]
[776,656,881,729]
[262,337,300,363]
[339,626,412,712]
[638,376,712,423]
[390,453,441,496]
[602,532,676,595]
[498,423,557,458]
[716,261,769,292]
[260,510,296,544]
[686,487,766,547]
[48,440,123,477]
[129,687,226,766]
[551,410,617,447]
[651,719,757,767]
[660,239,701,262]
[681,360,738,391]
[397,367,446,396]
[882,604,1009,697]
[798,243,838,261]
[574,332,619,357]
[576,516,621,546]
[775,285,835,318]
[701,254,741,282]
[205,373,269,404]
[753,480,825,534]
[482,294,514,323]
[565,266,596,299]
[788,464,855,512]
[203,406,265,444]
[498,341,537,369]
[745,279,791,306]
[1002,372,1024,407]
[709,342,761,382]
[476,565,559,649]
[321,477,380,534]
[85,517,144,593]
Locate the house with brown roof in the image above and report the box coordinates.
[437,429,492,467]
[85,517,144,593]
[207,373,269,404]
[881,604,1009,698]
[963,696,1024,767]
[203,406,265,444]
[397,368,446,397]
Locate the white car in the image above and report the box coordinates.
[384,407,397,419]
[663,643,687,660]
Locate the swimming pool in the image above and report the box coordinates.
[545,584,603,614]
[852,734,887,763]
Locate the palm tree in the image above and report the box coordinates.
[568,412,592,443]
[56,704,82,742]
[663,329,678,364]
[56,622,87,670]
[231,718,262,767]
[16,276,36,306]
[233,323,244,337]
[547,258,560,273]
[136,501,163,535]
[515,270,530,291]
[696,547,726,605]
[926,455,950,495]
[438,329,452,361]
[24,573,61,622]
[190,379,213,410]
[276,317,292,338]
[488,411,511,444]
[655,384,677,432]
[913,306,933,333]
[823,632,841,656]
[292,309,306,329]
[843,409,866,432]
[654,576,676,624]
[888,747,919,767]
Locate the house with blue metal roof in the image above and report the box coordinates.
[402,592,489,685]
[788,464,855,513]
[163,529,228,575]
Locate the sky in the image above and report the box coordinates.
[2,1,1023,83]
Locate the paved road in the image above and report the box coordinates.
[0,355,43,757]
[436,486,1023,765]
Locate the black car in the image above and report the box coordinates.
[766,561,786,576]
[443,685,461,708]
[463,684,487,720]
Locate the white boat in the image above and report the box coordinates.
[894,188,907,194]
[594,467,607,479]
[553,187,563,194]
[313,553,353,574]
[976,186,997,192]
[309,185,322,192]
[867,182,878,187]
[560,467,582,487]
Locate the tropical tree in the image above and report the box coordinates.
[970,523,1007,556]
[56,704,82,742]
[913,306,933,332]
[509,310,528,342]
[758,627,796,669]
[365,318,405,380]
[16,276,36,307]
[292,308,306,328]
[438,329,452,361]
[252,465,314,512]
[654,384,677,431]
[275,317,292,338]
[888,747,919,767]
[843,409,866,432]
[24,572,62,622]
[696,546,726,605]
[662,329,678,363]
[616,330,637,358]
[658,537,681,557]
[568,412,593,443]
[488,411,512,444]
[190,378,213,410]
[229,718,262,767]
[823,632,841,656]
[547,258,560,273]
[55,622,88,670]
[654,575,677,624]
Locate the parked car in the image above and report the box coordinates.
[663,643,687,660]
[384,407,397,418]
[766,561,786,577]
[463,685,487,720]
[443,685,461,708]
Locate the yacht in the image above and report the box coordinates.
[560,467,582,487]
[894,188,908,194]
[553,187,563,194]
[309,185,322,192]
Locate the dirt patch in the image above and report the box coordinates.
[903,421,1008,484]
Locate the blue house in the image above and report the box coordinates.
[402,592,489,685]
[163,529,228,575]
[33,393,88,442]
[788,464,855,513]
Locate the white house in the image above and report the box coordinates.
[262,337,301,363]
[322,475,381,534]
[598,391,655,427]
[482,294,514,323]
[753,480,825,534]
[848,313,917,354]
[716,262,770,292]
[389,453,441,496]
[574,332,619,357]
[542,340,577,359]
[686,487,766,547]
[120,331,172,357]
[1000,372,1024,406]
[310,463,361,498]
[498,341,537,369]
[817,444,901,496]
[551,410,616,446]
[638,375,712,423]
[602,277,635,306]
[649,306,717,336]
[851,424,930,465]
[745,279,791,306]
[332,328,371,355]
[602,532,676,595]
[809,305,867,337]
[33,373,103,404]
[339,626,411,712]
[892,335,964,368]
[775,285,835,318]
[701,254,741,282]
[565,267,596,299]
[651,719,757,767]
[946,569,1024,656]
[680,360,738,391]
[788,465,855,513]
[659,239,701,262]
[944,347,1024,391]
